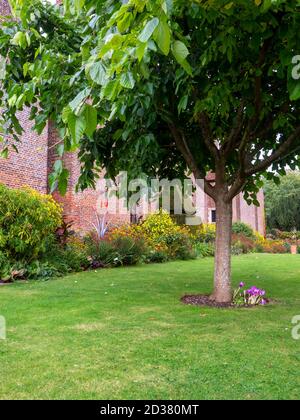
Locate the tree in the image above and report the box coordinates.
[0,0,300,302]
[265,172,300,232]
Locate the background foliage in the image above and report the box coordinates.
[264,172,300,231]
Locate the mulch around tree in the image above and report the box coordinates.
[180,294,273,308]
[181,295,235,308]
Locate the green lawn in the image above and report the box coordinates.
[0,254,299,400]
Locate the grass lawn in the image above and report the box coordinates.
[0,254,299,400]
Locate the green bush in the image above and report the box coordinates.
[232,222,255,239]
[232,233,255,254]
[86,234,147,268]
[146,249,169,264]
[0,184,62,259]
[111,236,147,266]
[44,238,90,274]
[195,242,215,258]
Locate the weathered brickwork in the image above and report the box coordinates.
[0,108,50,193]
[0,0,265,234]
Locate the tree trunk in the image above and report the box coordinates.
[210,196,233,303]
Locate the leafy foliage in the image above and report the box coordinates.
[232,222,255,240]
[264,172,300,231]
[0,184,62,259]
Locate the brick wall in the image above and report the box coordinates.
[0,0,10,15]
[48,122,130,231]
[0,108,50,193]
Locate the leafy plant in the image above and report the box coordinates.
[85,237,119,268]
[89,212,111,240]
[232,222,255,240]
[55,219,75,246]
[111,236,147,266]
[191,224,216,244]
[195,242,215,258]
[0,184,62,259]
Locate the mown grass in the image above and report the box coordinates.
[0,254,299,400]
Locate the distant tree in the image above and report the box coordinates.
[265,172,300,232]
[0,0,300,302]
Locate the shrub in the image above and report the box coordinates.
[109,212,196,262]
[140,211,195,260]
[146,249,169,264]
[110,236,147,265]
[257,239,288,254]
[195,242,215,258]
[85,236,118,267]
[232,233,255,254]
[20,236,91,280]
[232,222,255,239]
[0,184,62,259]
[191,223,216,243]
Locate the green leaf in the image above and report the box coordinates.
[138,18,159,43]
[102,80,119,100]
[178,95,188,114]
[69,88,91,114]
[88,61,107,86]
[153,20,171,55]
[172,40,189,64]
[136,42,147,62]
[11,31,28,49]
[289,83,300,101]
[84,104,97,137]
[58,169,70,196]
[68,113,86,147]
[0,147,8,159]
[117,12,133,33]
[0,56,6,80]
[120,72,135,89]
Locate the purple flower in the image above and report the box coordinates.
[239,282,245,288]
[261,299,267,306]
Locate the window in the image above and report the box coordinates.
[211,209,216,223]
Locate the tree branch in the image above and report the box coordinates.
[223,101,245,156]
[168,122,216,200]
[198,112,220,160]
[245,126,300,176]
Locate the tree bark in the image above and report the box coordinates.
[210,195,233,303]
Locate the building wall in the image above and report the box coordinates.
[0,0,9,15]
[0,109,50,193]
[48,123,130,231]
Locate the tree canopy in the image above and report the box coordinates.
[265,171,300,231]
[0,0,299,197]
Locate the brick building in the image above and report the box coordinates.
[0,0,265,235]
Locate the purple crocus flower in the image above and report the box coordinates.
[239,282,245,288]
[261,299,267,306]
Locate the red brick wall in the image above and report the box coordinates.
[0,108,50,193]
[48,123,130,231]
[0,0,10,15]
